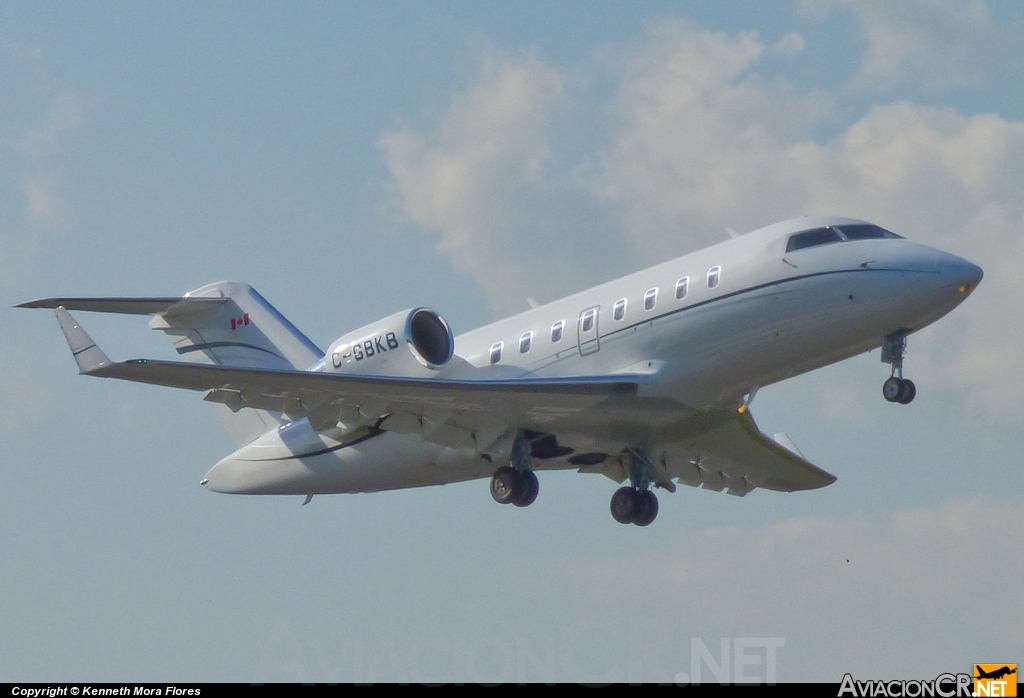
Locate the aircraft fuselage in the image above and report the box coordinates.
[202,216,982,496]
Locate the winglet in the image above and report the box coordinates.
[773,432,805,459]
[54,306,111,373]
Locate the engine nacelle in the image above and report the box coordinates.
[325,308,454,377]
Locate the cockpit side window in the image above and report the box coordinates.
[837,224,903,240]
[785,227,843,252]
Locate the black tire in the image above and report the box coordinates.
[610,487,637,524]
[897,379,916,404]
[490,466,520,504]
[512,470,539,507]
[632,490,659,527]
[882,377,903,403]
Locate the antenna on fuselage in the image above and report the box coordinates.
[726,227,740,239]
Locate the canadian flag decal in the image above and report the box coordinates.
[231,313,250,331]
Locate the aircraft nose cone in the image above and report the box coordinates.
[202,457,243,493]
[949,254,983,294]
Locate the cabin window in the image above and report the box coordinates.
[785,227,843,252]
[489,342,503,364]
[581,310,595,332]
[707,266,721,289]
[613,299,627,321]
[837,224,903,241]
[675,277,689,300]
[551,321,564,343]
[644,288,658,311]
[519,332,533,354]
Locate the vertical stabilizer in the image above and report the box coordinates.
[150,281,322,371]
[148,281,323,445]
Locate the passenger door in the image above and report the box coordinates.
[577,306,600,356]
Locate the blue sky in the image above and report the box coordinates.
[2,1,1022,682]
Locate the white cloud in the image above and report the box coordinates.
[0,48,86,283]
[380,49,637,314]
[596,22,836,256]
[21,174,69,230]
[18,88,86,159]
[769,32,805,57]
[802,0,1006,92]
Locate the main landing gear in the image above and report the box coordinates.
[610,449,660,526]
[490,465,539,507]
[610,486,658,526]
[489,430,539,507]
[881,330,916,404]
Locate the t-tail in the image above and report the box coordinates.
[18,281,324,445]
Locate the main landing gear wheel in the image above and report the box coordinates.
[633,489,659,527]
[610,487,636,524]
[489,465,540,507]
[512,469,539,508]
[882,377,916,404]
[609,486,659,526]
[490,466,519,504]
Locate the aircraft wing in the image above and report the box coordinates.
[51,307,834,492]
[52,306,644,451]
[90,357,638,419]
[661,409,837,494]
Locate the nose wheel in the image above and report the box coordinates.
[882,376,916,404]
[881,331,916,404]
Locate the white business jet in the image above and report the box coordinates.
[20,216,982,526]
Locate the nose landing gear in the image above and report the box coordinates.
[881,331,916,404]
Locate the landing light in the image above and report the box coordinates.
[958,283,973,294]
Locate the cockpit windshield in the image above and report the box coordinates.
[785,227,842,252]
[836,224,902,240]
[785,224,903,252]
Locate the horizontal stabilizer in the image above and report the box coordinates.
[54,307,111,373]
[17,296,229,315]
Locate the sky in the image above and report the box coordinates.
[2,0,1022,683]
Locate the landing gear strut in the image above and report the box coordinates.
[609,449,660,526]
[881,331,916,404]
[489,430,539,507]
